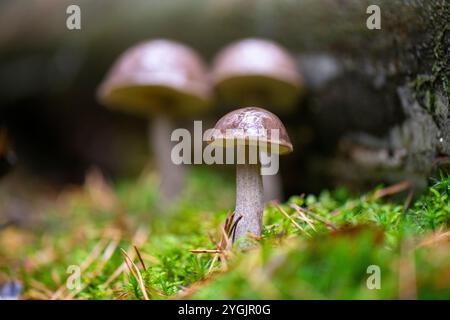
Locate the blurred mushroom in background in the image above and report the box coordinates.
[212,38,303,202]
[97,39,212,204]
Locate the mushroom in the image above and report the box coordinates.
[209,107,293,244]
[97,39,211,203]
[211,38,302,203]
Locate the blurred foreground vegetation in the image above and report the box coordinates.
[0,168,449,299]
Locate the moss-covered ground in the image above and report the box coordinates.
[1,168,449,299]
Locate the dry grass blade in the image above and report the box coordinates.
[190,249,222,253]
[217,223,232,272]
[190,211,237,274]
[121,249,149,300]
[29,279,54,299]
[332,181,412,217]
[121,249,139,279]
[26,289,52,300]
[76,237,109,272]
[116,291,130,300]
[291,203,337,231]
[51,270,61,287]
[289,203,317,231]
[51,237,109,300]
[220,223,233,252]
[103,227,148,287]
[272,202,306,232]
[191,210,237,255]
[134,246,147,272]
[222,210,241,241]
[207,254,219,274]
[373,181,411,199]
[223,210,235,236]
[64,237,120,300]
[403,189,415,212]
[229,216,241,242]
[394,188,415,228]
[103,260,126,287]
[417,230,450,248]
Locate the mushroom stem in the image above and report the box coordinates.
[149,115,185,204]
[234,163,264,243]
[263,173,284,203]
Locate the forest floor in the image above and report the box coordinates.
[1,167,450,299]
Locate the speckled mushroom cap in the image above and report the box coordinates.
[208,107,293,155]
[212,38,302,111]
[97,39,211,117]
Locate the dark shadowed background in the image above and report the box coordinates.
[0,0,448,196]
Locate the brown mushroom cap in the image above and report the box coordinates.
[97,39,211,117]
[209,107,293,155]
[212,38,302,110]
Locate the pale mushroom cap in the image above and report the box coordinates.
[209,107,293,155]
[97,39,211,117]
[212,38,302,110]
